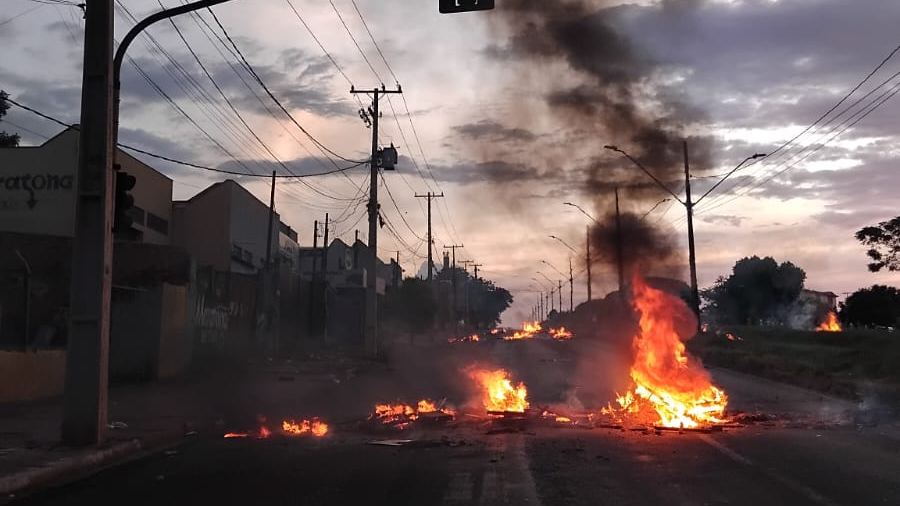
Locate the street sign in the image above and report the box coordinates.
[439,0,494,14]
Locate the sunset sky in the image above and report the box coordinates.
[3,0,900,323]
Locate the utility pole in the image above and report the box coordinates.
[264,170,277,356]
[63,0,115,446]
[353,230,359,268]
[586,226,592,302]
[558,280,563,310]
[351,85,402,357]
[614,187,625,295]
[568,257,574,311]
[415,192,444,283]
[473,263,482,280]
[322,213,330,273]
[683,141,701,328]
[312,220,319,272]
[265,171,276,266]
[444,245,463,325]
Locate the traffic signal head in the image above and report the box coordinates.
[113,167,137,234]
[439,0,494,13]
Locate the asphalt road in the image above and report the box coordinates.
[14,339,900,506]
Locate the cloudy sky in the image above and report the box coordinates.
[3,0,900,324]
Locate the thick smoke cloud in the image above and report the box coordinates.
[482,0,715,275]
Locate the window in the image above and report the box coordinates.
[129,205,145,226]
[146,212,169,235]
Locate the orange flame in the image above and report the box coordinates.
[549,327,573,340]
[612,276,728,428]
[282,418,329,437]
[816,311,842,332]
[370,399,455,426]
[223,432,248,438]
[466,367,529,412]
[505,321,542,340]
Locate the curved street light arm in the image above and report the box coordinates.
[604,145,685,205]
[695,153,767,206]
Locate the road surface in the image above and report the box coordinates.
[12,339,900,506]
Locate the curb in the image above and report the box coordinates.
[0,430,194,501]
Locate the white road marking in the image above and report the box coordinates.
[698,434,844,506]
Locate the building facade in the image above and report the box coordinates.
[0,127,173,244]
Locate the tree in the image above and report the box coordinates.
[0,91,21,147]
[381,277,438,337]
[856,216,900,272]
[435,267,513,328]
[839,285,900,328]
[701,256,806,325]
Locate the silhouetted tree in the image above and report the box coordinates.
[839,285,900,328]
[381,277,438,337]
[0,91,21,147]
[856,216,900,272]
[701,256,806,325]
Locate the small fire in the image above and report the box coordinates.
[491,329,500,335]
[223,432,248,438]
[505,321,542,340]
[816,311,842,332]
[610,276,728,428]
[555,416,572,423]
[466,367,529,413]
[259,425,272,438]
[448,334,479,343]
[282,418,329,437]
[549,327,573,340]
[370,399,455,426]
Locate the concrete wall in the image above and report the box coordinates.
[158,284,191,378]
[0,129,79,237]
[118,150,173,245]
[110,286,162,381]
[0,350,66,402]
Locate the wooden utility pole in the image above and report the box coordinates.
[350,85,402,357]
[614,187,625,295]
[586,226,592,302]
[415,192,443,283]
[558,280,563,310]
[63,0,115,446]
[684,140,701,328]
[322,213,329,273]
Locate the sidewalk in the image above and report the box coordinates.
[0,352,379,499]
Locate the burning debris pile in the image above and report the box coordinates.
[368,399,457,429]
[467,366,530,413]
[505,321,542,340]
[816,311,842,332]
[448,333,480,343]
[603,276,729,429]
[550,327,573,340]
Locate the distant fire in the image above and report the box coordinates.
[223,432,249,438]
[816,311,842,332]
[466,366,529,413]
[607,276,728,428]
[549,327,573,340]
[282,418,329,437]
[505,321,542,340]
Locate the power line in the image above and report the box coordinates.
[349,0,398,83]
[206,6,366,165]
[6,97,368,178]
[328,0,383,83]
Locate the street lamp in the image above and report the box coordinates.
[536,270,562,312]
[549,235,578,254]
[641,198,671,220]
[563,202,600,224]
[542,259,573,312]
[603,143,766,329]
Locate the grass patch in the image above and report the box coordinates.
[687,326,900,402]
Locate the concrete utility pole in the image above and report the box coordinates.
[568,258,574,311]
[683,141,701,326]
[415,192,443,284]
[444,244,463,325]
[63,0,236,447]
[63,0,115,446]
[265,171,276,266]
[558,280,563,309]
[350,85,402,357]
[472,263,482,281]
[313,220,320,272]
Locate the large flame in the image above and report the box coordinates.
[614,277,728,428]
[466,367,529,412]
[816,311,842,332]
[370,399,455,426]
[505,321,542,340]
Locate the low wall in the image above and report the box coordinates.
[0,350,65,402]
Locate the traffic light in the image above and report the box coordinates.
[113,164,136,234]
[439,0,494,13]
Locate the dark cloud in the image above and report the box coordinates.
[453,120,537,143]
